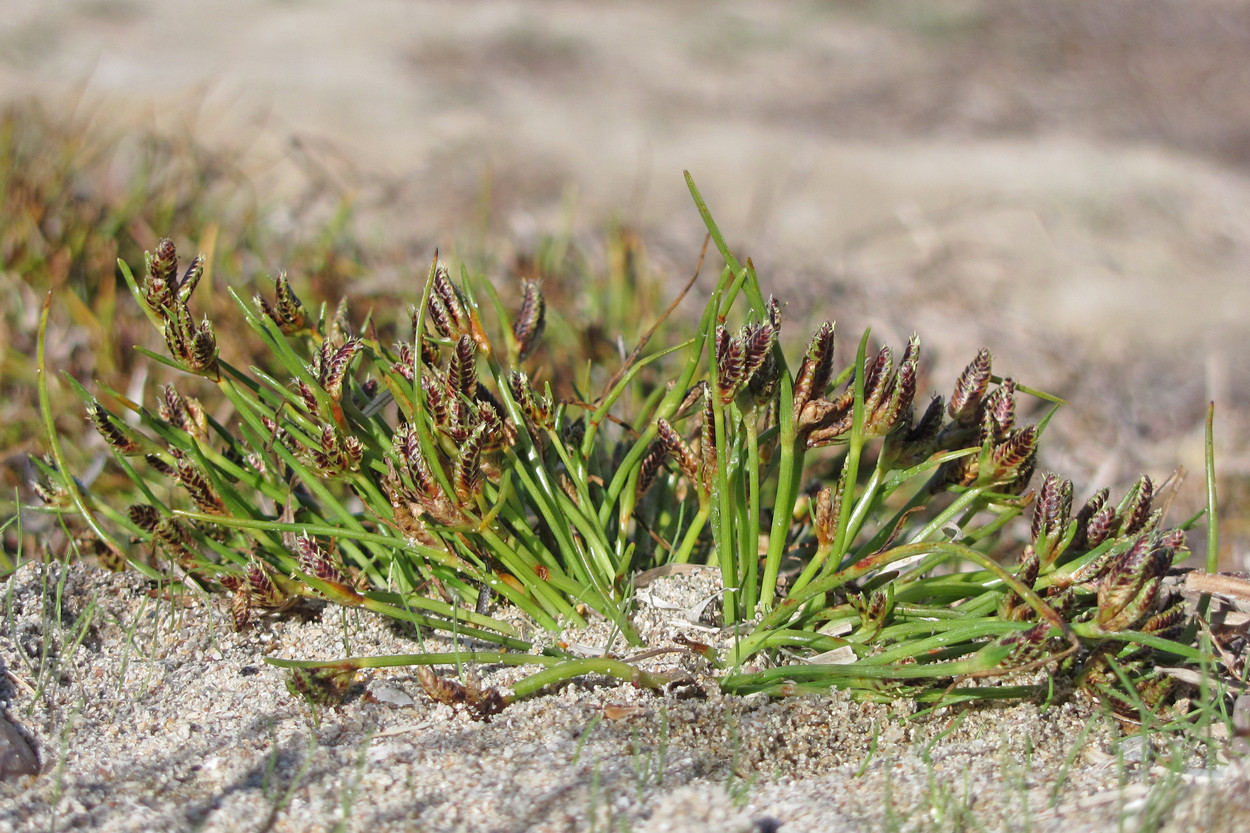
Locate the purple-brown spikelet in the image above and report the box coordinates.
[1135,674,1177,711]
[670,381,707,422]
[743,318,779,406]
[864,588,890,626]
[448,334,478,401]
[321,338,362,402]
[714,325,741,403]
[454,423,486,504]
[297,379,320,415]
[243,452,267,477]
[1117,475,1154,537]
[318,422,339,454]
[1031,473,1068,540]
[801,388,854,448]
[145,238,178,306]
[700,389,718,486]
[656,418,699,482]
[420,337,441,368]
[246,557,288,606]
[270,420,301,456]
[158,383,188,429]
[949,348,992,426]
[407,309,444,364]
[127,504,161,532]
[421,374,448,428]
[1098,573,1161,632]
[747,350,779,407]
[144,453,175,476]
[429,262,469,339]
[188,317,218,374]
[1007,454,1038,495]
[223,557,293,631]
[487,398,519,448]
[410,445,440,499]
[986,378,1016,435]
[177,254,204,304]
[1096,533,1176,629]
[388,424,413,469]
[417,666,509,722]
[998,622,1051,668]
[162,305,189,362]
[226,585,252,632]
[509,371,551,427]
[741,320,775,383]
[427,293,455,340]
[1071,488,1109,550]
[154,517,197,567]
[88,403,141,454]
[149,239,178,283]
[1032,472,1074,563]
[990,425,1038,482]
[862,345,894,415]
[472,398,507,449]
[1017,544,1040,588]
[813,485,839,546]
[273,272,306,332]
[635,440,667,499]
[1157,527,1186,558]
[295,534,348,585]
[160,385,208,440]
[512,279,546,360]
[175,455,227,515]
[507,370,533,415]
[381,457,405,502]
[1141,600,1187,640]
[884,336,920,428]
[557,473,580,505]
[256,294,280,328]
[392,341,416,382]
[793,322,835,414]
[1085,502,1118,550]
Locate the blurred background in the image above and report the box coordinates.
[3,0,1249,566]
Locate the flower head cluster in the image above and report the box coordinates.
[141,238,217,376]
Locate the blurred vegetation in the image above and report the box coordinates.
[0,100,365,560]
[0,98,674,565]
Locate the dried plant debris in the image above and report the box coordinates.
[417,666,510,722]
[285,664,359,709]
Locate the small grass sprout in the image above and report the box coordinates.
[33,172,1231,726]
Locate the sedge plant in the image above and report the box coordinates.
[32,173,1222,721]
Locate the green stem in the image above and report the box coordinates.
[509,658,674,699]
[670,502,711,564]
[742,539,1069,662]
[739,416,762,616]
[761,412,802,610]
[830,330,872,567]
[1201,402,1219,620]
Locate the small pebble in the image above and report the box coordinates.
[0,714,39,780]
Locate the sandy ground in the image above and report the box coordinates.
[4,0,1250,828]
[3,560,1248,833]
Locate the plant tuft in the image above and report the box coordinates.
[32,176,1231,726]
